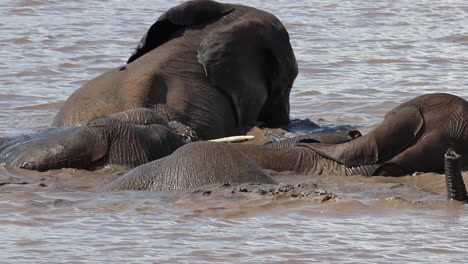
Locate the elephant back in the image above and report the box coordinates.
[103,142,276,191]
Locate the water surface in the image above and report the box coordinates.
[1,0,468,262]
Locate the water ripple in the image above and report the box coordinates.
[2,0,468,262]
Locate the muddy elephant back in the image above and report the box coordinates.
[103,142,276,191]
[52,68,131,127]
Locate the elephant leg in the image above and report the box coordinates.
[373,132,449,176]
[0,127,109,171]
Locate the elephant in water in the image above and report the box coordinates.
[0,106,360,172]
[234,93,468,176]
[103,142,277,191]
[0,109,186,171]
[105,93,468,191]
[53,0,298,140]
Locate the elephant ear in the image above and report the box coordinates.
[127,0,234,63]
[301,105,425,167]
[197,15,298,128]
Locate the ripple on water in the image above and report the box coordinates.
[2,0,468,262]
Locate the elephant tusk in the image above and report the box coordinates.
[209,135,255,143]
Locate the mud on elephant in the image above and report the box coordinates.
[53,0,298,140]
[0,109,186,171]
[0,107,359,172]
[236,93,468,177]
[105,93,468,192]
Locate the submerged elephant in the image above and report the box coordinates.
[0,108,360,172]
[0,114,185,171]
[236,93,468,176]
[104,142,277,191]
[53,0,298,140]
[105,93,468,191]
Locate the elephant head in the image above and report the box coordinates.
[301,93,468,176]
[53,0,298,139]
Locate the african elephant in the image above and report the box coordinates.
[235,93,468,176]
[103,142,277,191]
[0,116,185,171]
[103,130,362,191]
[104,93,468,191]
[53,0,298,140]
[1,110,360,172]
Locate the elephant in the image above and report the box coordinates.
[233,93,468,177]
[0,115,185,171]
[104,93,468,192]
[52,0,298,140]
[103,141,277,191]
[1,107,361,172]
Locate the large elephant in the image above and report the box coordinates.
[105,93,468,191]
[53,0,298,140]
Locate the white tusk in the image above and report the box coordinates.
[209,135,255,143]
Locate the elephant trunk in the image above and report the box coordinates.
[444,148,468,203]
[264,130,362,148]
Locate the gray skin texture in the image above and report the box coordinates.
[264,130,362,148]
[234,93,468,177]
[53,0,298,140]
[0,117,185,171]
[444,148,468,203]
[0,106,356,173]
[109,108,199,142]
[94,93,468,191]
[104,142,276,191]
[108,108,170,126]
[104,130,365,191]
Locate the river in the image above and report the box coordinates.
[1,0,468,263]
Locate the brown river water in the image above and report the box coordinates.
[1,0,468,263]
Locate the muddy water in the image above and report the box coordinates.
[1,0,468,262]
